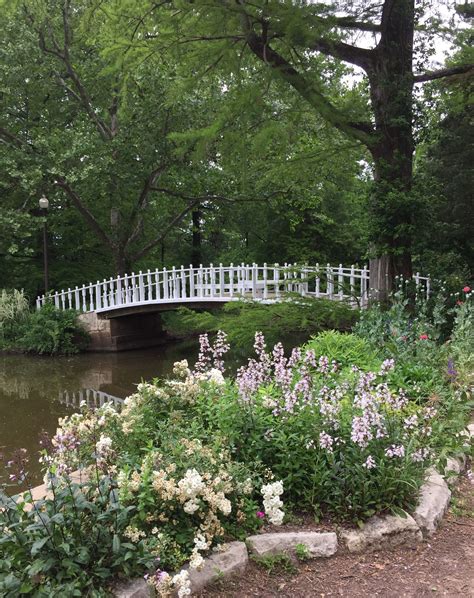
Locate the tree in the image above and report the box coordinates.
[0,1,233,278]
[102,0,472,295]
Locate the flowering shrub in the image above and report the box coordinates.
[1,305,471,594]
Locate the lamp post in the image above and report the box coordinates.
[39,195,49,294]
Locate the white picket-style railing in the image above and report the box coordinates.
[58,388,124,409]
[36,263,430,314]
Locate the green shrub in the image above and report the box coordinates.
[16,304,89,355]
[304,330,380,371]
[0,290,89,355]
[0,289,29,344]
[162,297,359,351]
[0,473,156,597]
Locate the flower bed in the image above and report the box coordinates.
[1,289,472,596]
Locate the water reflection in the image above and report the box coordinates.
[58,388,124,409]
[0,340,198,487]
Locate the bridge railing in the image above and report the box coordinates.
[36,263,430,313]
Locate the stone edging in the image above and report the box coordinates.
[115,421,473,597]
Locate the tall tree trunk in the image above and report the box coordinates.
[113,248,129,277]
[191,206,202,267]
[367,0,415,300]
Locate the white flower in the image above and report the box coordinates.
[173,359,191,378]
[172,570,191,597]
[95,435,113,458]
[261,480,284,526]
[183,499,200,514]
[206,368,226,386]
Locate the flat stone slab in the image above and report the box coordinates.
[188,541,248,593]
[246,531,338,559]
[413,468,451,536]
[341,514,422,553]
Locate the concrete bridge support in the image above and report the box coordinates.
[78,311,167,352]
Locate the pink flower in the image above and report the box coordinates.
[463,286,471,293]
[456,300,464,306]
[256,511,265,519]
[419,334,428,340]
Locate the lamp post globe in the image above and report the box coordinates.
[39,196,49,210]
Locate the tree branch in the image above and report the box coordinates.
[240,19,374,147]
[130,200,200,263]
[0,127,35,151]
[413,64,474,83]
[54,177,114,249]
[309,38,374,71]
[125,163,169,249]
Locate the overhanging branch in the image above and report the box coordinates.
[414,64,474,83]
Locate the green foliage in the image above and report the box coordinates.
[0,476,155,597]
[0,289,30,342]
[16,304,89,355]
[252,552,297,575]
[0,290,88,354]
[294,543,311,562]
[304,330,380,371]
[163,298,359,352]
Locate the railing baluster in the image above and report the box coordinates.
[81,285,87,312]
[209,263,215,297]
[252,263,257,298]
[163,268,169,300]
[109,277,115,307]
[338,263,344,300]
[181,265,187,299]
[138,271,145,302]
[263,263,268,299]
[350,265,355,302]
[88,284,94,311]
[147,269,152,301]
[189,265,195,298]
[229,263,234,297]
[72,287,79,310]
[219,263,224,296]
[198,265,203,298]
[95,281,102,310]
[155,268,161,301]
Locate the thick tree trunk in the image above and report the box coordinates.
[367,0,415,300]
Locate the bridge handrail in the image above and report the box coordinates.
[35,263,430,313]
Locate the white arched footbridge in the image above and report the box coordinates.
[35,263,430,351]
[36,263,429,316]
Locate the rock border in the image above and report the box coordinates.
[114,421,473,597]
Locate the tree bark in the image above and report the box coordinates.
[367,0,415,299]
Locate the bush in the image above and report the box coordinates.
[0,290,88,355]
[162,297,359,351]
[0,470,156,596]
[0,289,29,344]
[16,304,89,355]
[304,330,380,371]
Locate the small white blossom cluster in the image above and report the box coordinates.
[95,435,113,460]
[261,480,285,525]
[146,568,191,597]
[173,359,191,379]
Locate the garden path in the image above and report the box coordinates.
[198,474,474,598]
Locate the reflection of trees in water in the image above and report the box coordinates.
[0,355,88,400]
[0,340,198,402]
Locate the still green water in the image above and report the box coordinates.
[0,341,199,488]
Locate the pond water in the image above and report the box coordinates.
[0,340,200,489]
